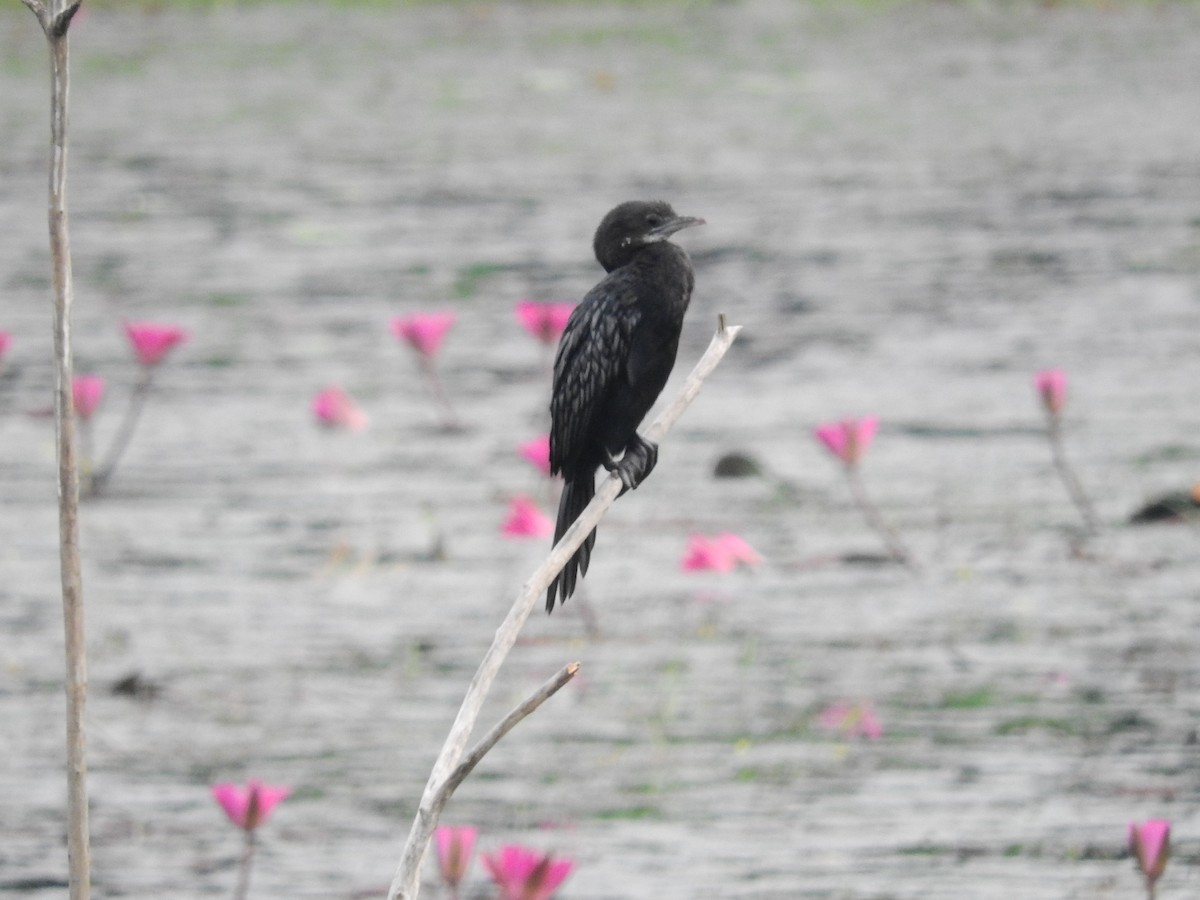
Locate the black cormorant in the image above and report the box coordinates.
[546,200,704,612]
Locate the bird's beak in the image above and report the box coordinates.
[647,215,706,241]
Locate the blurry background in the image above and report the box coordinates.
[2,1,1200,897]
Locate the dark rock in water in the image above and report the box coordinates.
[0,877,70,891]
[111,670,162,701]
[1129,484,1200,524]
[713,451,762,478]
[841,552,900,567]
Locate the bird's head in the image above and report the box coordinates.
[593,200,705,272]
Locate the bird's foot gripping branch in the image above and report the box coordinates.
[602,433,658,494]
[386,316,741,900]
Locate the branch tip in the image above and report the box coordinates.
[50,0,83,38]
[426,662,581,825]
[21,0,49,29]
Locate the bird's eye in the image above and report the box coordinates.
[645,213,663,227]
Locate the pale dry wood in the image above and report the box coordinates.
[21,0,81,36]
[387,318,742,900]
[434,662,580,816]
[22,1,91,896]
[21,0,47,26]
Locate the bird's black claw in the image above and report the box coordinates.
[640,439,659,479]
[625,435,658,487]
[602,437,658,496]
[601,451,637,495]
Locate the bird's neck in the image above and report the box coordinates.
[625,243,695,318]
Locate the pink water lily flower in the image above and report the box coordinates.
[482,844,574,900]
[0,331,10,362]
[716,532,762,567]
[1128,819,1170,888]
[502,496,554,538]
[72,375,105,420]
[681,532,761,573]
[312,386,368,431]
[817,700,884,741]
[1034,368,1067,415]
[211,780,291,831]
[124,321,188,367]
[515,300,576,346]
[681,534,735,572]
[391,311,456,359]
[815,417,878,466]
[519,435,552,476]
[435,825,478,890]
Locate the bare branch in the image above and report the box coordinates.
[21,0,49,31]
[50,0,83,38]
[432,662,580,816]
[24,12,93,899]
[386,317,741,900]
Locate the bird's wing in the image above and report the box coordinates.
[549,278,640,474]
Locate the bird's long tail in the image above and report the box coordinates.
[546,475,596,612]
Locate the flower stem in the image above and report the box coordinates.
[845,464,918,571]
[78,417,94,495]
[418,357,459,431]
[1044,411,1098,535]
[89,366,153,495]
[233,829,256,900]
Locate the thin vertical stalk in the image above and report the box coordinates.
[233,830,257,900]
[845,464,917,571]
[1045,411,1098,535]
[89,366,153,495]
[21,0,91,897]
[418,356,459,431]
[78,415,94,494]
[49,24,91,900]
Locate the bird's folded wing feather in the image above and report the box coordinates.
[549,281,640,474]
